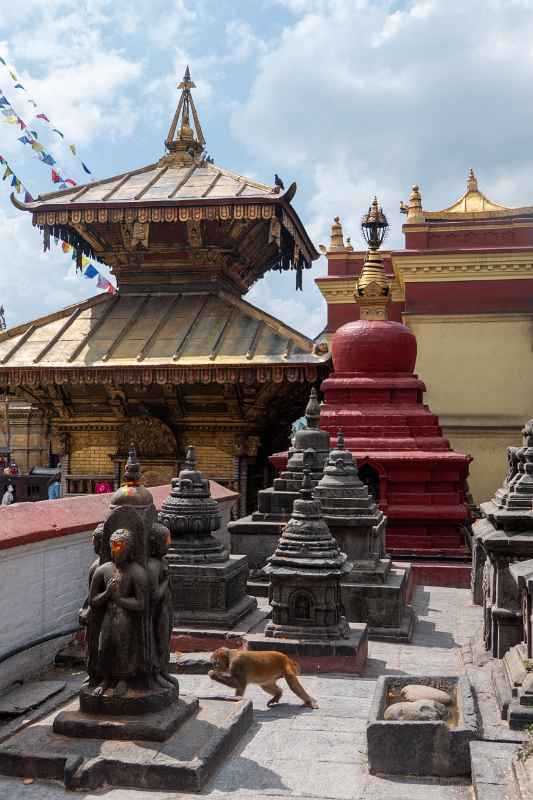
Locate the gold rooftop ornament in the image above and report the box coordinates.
[354,197,391,321]
[164,66,206,163]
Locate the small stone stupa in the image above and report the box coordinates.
[159,446,257,627]
[229,387,330,572]
[246,461,368,670]
[314,432,415,640]
[472,419,533,727]
[473,419,533,659]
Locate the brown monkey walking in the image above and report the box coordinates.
[208,647,318,709]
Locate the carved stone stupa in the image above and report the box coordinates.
[229,387,330,571]
[158,446,257,627]
[314,432,415,640]
[473,419,533,661]
[246,462,368,668]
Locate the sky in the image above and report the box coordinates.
[1,0,533,338]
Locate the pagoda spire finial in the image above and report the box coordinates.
[164,66,206,163]
[467,168,478,192]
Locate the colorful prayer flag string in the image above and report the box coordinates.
[0,52,93,178]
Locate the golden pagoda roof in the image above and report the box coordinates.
[16,156,282,209]
[0,290,328,385]
[402,169,533,221]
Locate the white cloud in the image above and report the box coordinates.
[232,0,533,253]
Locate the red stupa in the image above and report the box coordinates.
[320,199,471,557]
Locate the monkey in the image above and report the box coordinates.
[208,647,318,709]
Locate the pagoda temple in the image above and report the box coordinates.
[316,171,533,503]
[1,68,328,508]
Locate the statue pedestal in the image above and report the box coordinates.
[0,695,253,791]
[169,554,257,627]
[53,693,196,742]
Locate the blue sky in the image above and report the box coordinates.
[1,0,533,336]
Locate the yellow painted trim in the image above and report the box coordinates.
[403,312,533,324]
[403,221,533,233]
[316,277,405,304]
[393,251,533,285]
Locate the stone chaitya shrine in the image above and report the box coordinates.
[0,444,253,791]
[158,445,257,627]
[0,67,328,507]
[277,198,472,558]
[246,464,368,671]
[229,387,330,570]
[473,419,533,657]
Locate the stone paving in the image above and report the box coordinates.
[0,584,482,800]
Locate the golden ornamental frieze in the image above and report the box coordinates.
[33,203,276,227]
[0,364,321,387]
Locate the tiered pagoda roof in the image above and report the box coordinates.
[3,68,327,387]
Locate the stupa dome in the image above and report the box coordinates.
[331,319,417,374]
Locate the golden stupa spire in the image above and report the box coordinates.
[467,168,478,192]
[355,197,390,321]
[164,66,206,162]
[329,217,345,250]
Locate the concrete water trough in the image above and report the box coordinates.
[366,674,478,777]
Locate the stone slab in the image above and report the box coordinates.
[53,695,198,741]
[0,694,253,792]
[245,623,368,674]
[172,652,214,674]
[470,740,520,800]
[368,608,416,643]
[0,682,66,717]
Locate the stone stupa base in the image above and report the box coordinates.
[170,554,258,628]
[245,622,368,674]
[0,694,252,792]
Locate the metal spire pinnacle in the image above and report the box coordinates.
[165,66,206,161]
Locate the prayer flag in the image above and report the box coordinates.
[4,116,17,124]
[58,182,67,190]
[15,179,21,193]
[24,190,33,203]
[96,274,116,294]
[0,58,5,66]
[0,97,9,107]
[17,118,26,129]
[62,242,71,253]
[52,128,64,138]
[81,162,91,174]
[0,156,5,163]
[65,178,77,186]
[81,255,90,267]
[28,99,37,108]
[2,166,12,180]
[14,84,24,90]
[9,71,17,81]
[41,153,56,166]
[10,174,17,187]
[31,141,44,152]
[18,136,31,144]
[69,144,76,155]
[84,264,98,279]
[30,130,37,138]
[51,169,61,183]
[36,113,50,122]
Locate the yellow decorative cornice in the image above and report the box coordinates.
[315,275,404,304]
[315,277,357,304]
[393,251,533,286]
[403,312,533,325]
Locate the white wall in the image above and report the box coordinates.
[0,529,93,692]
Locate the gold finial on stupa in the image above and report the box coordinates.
[164,66,206,163]
[467,168,478,192]
[355,197,390,321]
[400,184,424,222]
[329,217,345,250]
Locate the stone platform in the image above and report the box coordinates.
[0,694,252,792]
[246,623,368,674]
